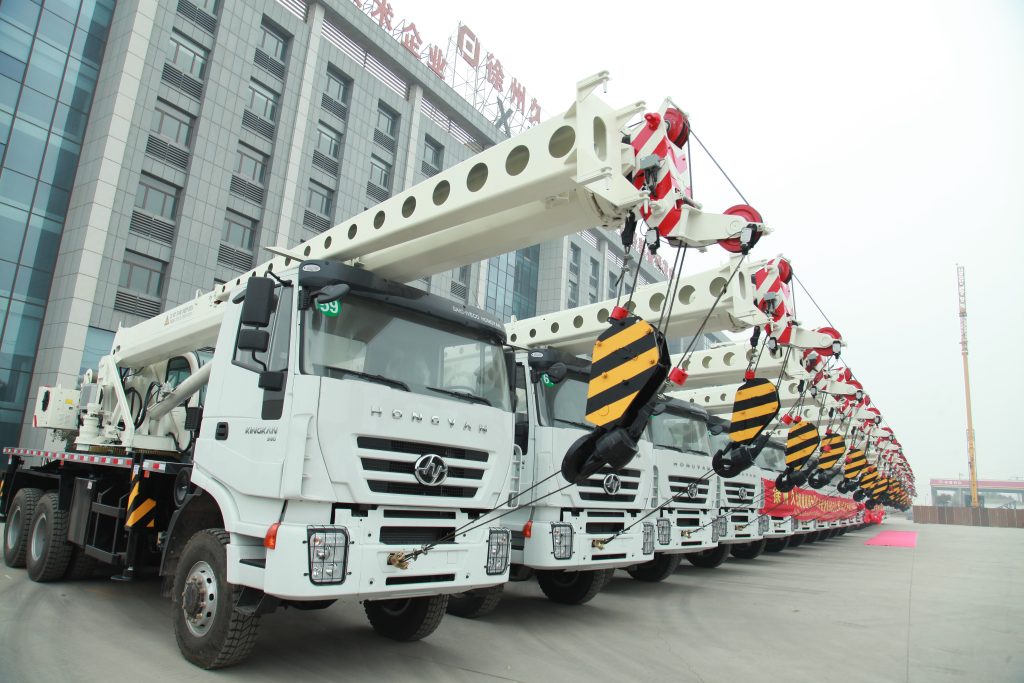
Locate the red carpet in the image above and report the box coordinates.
[864,530,918,547]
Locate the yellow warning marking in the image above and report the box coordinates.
[591,321,651,363]
[734,382,778,401]
[732,401,779,422]
[127,482,139,508]
[126,498,156,527]
[730,424,766,442]
[587,347,661,397]
[586,391,639,426]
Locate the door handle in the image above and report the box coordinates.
[215,422,229,440]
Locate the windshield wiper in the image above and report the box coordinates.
[554,418,591,430]
[656,443,685,453]
[331,368,409,392]
[426,386,491,406]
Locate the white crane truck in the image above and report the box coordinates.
[0,73,770,668]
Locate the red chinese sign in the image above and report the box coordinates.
[761,477,863,521]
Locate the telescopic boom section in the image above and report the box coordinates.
[111,72,761,369]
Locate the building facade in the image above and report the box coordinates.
[2,0,673,447]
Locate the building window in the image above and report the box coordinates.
[608,272,618,299]
[588,257,600,303]
[325,68,348,103]
[567,280,579,309]
[235,144,267,184]
[376,106,398,139]
[247,81,279,121]
[134,174,179,220]
[119,251,166,298]
[369,154,392,190]
[259,22,288,62]
[194,0,219,14]
[569,243,581,276]
[152,100,193,146]
[223,211,256,250]
[424,136,443,172]
[308,180,333,216]
[316,123,343,159]
[169,31,208,80]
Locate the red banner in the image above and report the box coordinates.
[761,478,863,521]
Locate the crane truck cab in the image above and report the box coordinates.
[687,416,767,567]
[625,397,718,582]
[751,436,798,552]
[4,261,518,668]
[447,348,653,615]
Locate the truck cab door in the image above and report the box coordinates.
[196,284,296,500]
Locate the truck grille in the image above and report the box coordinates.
[577,466,641,504]
[358,437,489,499]
[724,482,757,506]
[585,522,624,534]
[668,475,711,505]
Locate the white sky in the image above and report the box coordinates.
[404,0,1024,501]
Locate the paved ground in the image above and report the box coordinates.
[1,518,1021,682]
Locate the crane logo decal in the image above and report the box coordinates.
[686,481,700,499]
[413,454,448,487]
[602,473,622,496]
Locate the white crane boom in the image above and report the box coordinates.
[505,256,771,353]
[112,73,763,370]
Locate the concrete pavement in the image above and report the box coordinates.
[0,518,1020,682]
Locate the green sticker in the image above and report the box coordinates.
[541,373,554,387]
[317,301,341,317]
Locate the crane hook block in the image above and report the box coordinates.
[561,314,669,484]
[727,377,780,445]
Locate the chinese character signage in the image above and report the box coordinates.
[354,2,541,136]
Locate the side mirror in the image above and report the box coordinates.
[541,362,568,387]
[237,329,270,353]
[241,277,276,327]
[313,283,350,305]
[258,370,285,391]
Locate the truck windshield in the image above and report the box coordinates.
[301,295,511,411]
[756,444,786,472]
[536,372,590,429]
[649,410,711,455]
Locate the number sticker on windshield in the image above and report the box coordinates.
[317,301,341,317]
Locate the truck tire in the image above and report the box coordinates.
[447,585,504,618]
[765,537,789,553]
[172,529,261,669]
[536,568,613,605]
[26,492,74,582]
[3,487,42,568]
[627,553,682,582]
[65,548,99,580]
[730,538,767,560]
[685,544,729,568]
[805,531,819,543]
[788,533,805,547]
[364,594,448,641]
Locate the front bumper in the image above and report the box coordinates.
[516,513,652,571]
[652,507,716,554]
[718,507,765,544]
[231,507,509,601]
[765,516,794,538]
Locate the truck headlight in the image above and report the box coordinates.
[717,517,728,537]
[307,526,349,585]
[656,518,671,546]
[758,516,769,535]
[791,517,798,531]
[642,522,654,555]
[551,522,573,560]
[486,527,511,575]
[711,517,721,543]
